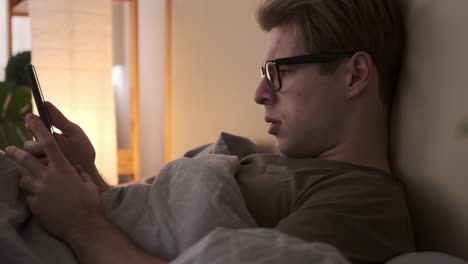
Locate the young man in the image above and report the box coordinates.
[238,1,415,263]
[4,0,414,263]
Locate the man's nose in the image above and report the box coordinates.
[254,78,276,105]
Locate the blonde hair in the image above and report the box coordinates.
[257,0,406,105]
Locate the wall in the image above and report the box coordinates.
[392,0,468,259]
[170,0,274,159]
[29,0,118,184]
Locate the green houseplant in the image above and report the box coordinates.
[0,51,33,150]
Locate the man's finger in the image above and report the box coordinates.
[25,195,38,211]
[45,102,77,135]
[79,171,93,183]
[53,133,67,144]
[73,165,84,174]
[53,133,72,154]
[5,146,45,176]
[19,176,39,194]
[23,140,49,165]
[25,114,67,165]
[23,140,45,156]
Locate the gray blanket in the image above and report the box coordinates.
[0,153,349,264]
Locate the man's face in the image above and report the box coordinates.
[255,23,350,158]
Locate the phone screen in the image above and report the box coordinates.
[24,64,52,131]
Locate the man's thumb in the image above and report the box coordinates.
[44,101,75,133]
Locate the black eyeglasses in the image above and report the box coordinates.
[260,52,355,92]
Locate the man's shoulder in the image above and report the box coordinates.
[293,164,405,207]
[241,153,402,190]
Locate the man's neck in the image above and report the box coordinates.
[318,112,391,173]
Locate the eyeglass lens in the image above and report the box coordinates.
[266,62,280,91]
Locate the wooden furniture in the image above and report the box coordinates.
[115,0,141,182]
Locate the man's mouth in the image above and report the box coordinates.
[265,117,281,135]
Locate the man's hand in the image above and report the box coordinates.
[6,114,168,264]
[22,102,109,191]
[6,113,102,239]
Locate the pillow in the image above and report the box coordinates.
[142,132,257,184]
[183,132,257,160]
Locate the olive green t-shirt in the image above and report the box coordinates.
[236,154,415,264]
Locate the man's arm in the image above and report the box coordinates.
[64,213,167,264]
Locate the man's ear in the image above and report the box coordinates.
[345,51,374,99]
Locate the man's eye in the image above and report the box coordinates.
[278,69,292,78]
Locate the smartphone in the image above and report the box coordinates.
[24,64,52,131]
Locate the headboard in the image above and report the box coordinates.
[391,0,468,259]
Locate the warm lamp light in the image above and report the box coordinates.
[29,0,118,184]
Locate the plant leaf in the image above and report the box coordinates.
[0,82,14,120]
[0,83,33,148]
[5,86,32,120]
